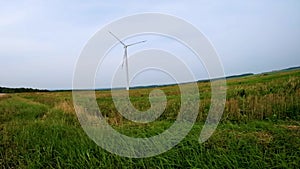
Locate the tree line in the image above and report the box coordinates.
[0,87,49,93]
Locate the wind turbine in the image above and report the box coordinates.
[109,31,146,90]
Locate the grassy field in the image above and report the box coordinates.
[1,69,300,168]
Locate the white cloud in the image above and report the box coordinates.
[0,0,300,89]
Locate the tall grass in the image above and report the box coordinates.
[94,69,300,124]
[0,69,299,168]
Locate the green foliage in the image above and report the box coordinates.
[0,87,49,93]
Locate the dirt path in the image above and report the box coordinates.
[0,93,6,97]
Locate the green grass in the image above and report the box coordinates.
[1,69,300,168]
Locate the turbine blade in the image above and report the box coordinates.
[122,57,125,68]
[126,40,147,47]
[122,52,126,68]
[108,31,126,46]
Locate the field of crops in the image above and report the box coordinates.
[1,69,300,168]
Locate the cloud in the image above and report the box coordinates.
[0,0,300,89]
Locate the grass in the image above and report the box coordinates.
[0,69,300,168]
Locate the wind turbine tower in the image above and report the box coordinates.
[109,31,146,90]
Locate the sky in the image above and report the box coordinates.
[0,0,300,90]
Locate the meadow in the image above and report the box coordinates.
[1,69,299,168]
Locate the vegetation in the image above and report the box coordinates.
[0,69,300,168]
[0,87,49,93]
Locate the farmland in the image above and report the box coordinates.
[1,69,300,168]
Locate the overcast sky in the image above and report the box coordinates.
[1,0,300,89]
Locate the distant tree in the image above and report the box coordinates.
[0,87,49,93]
